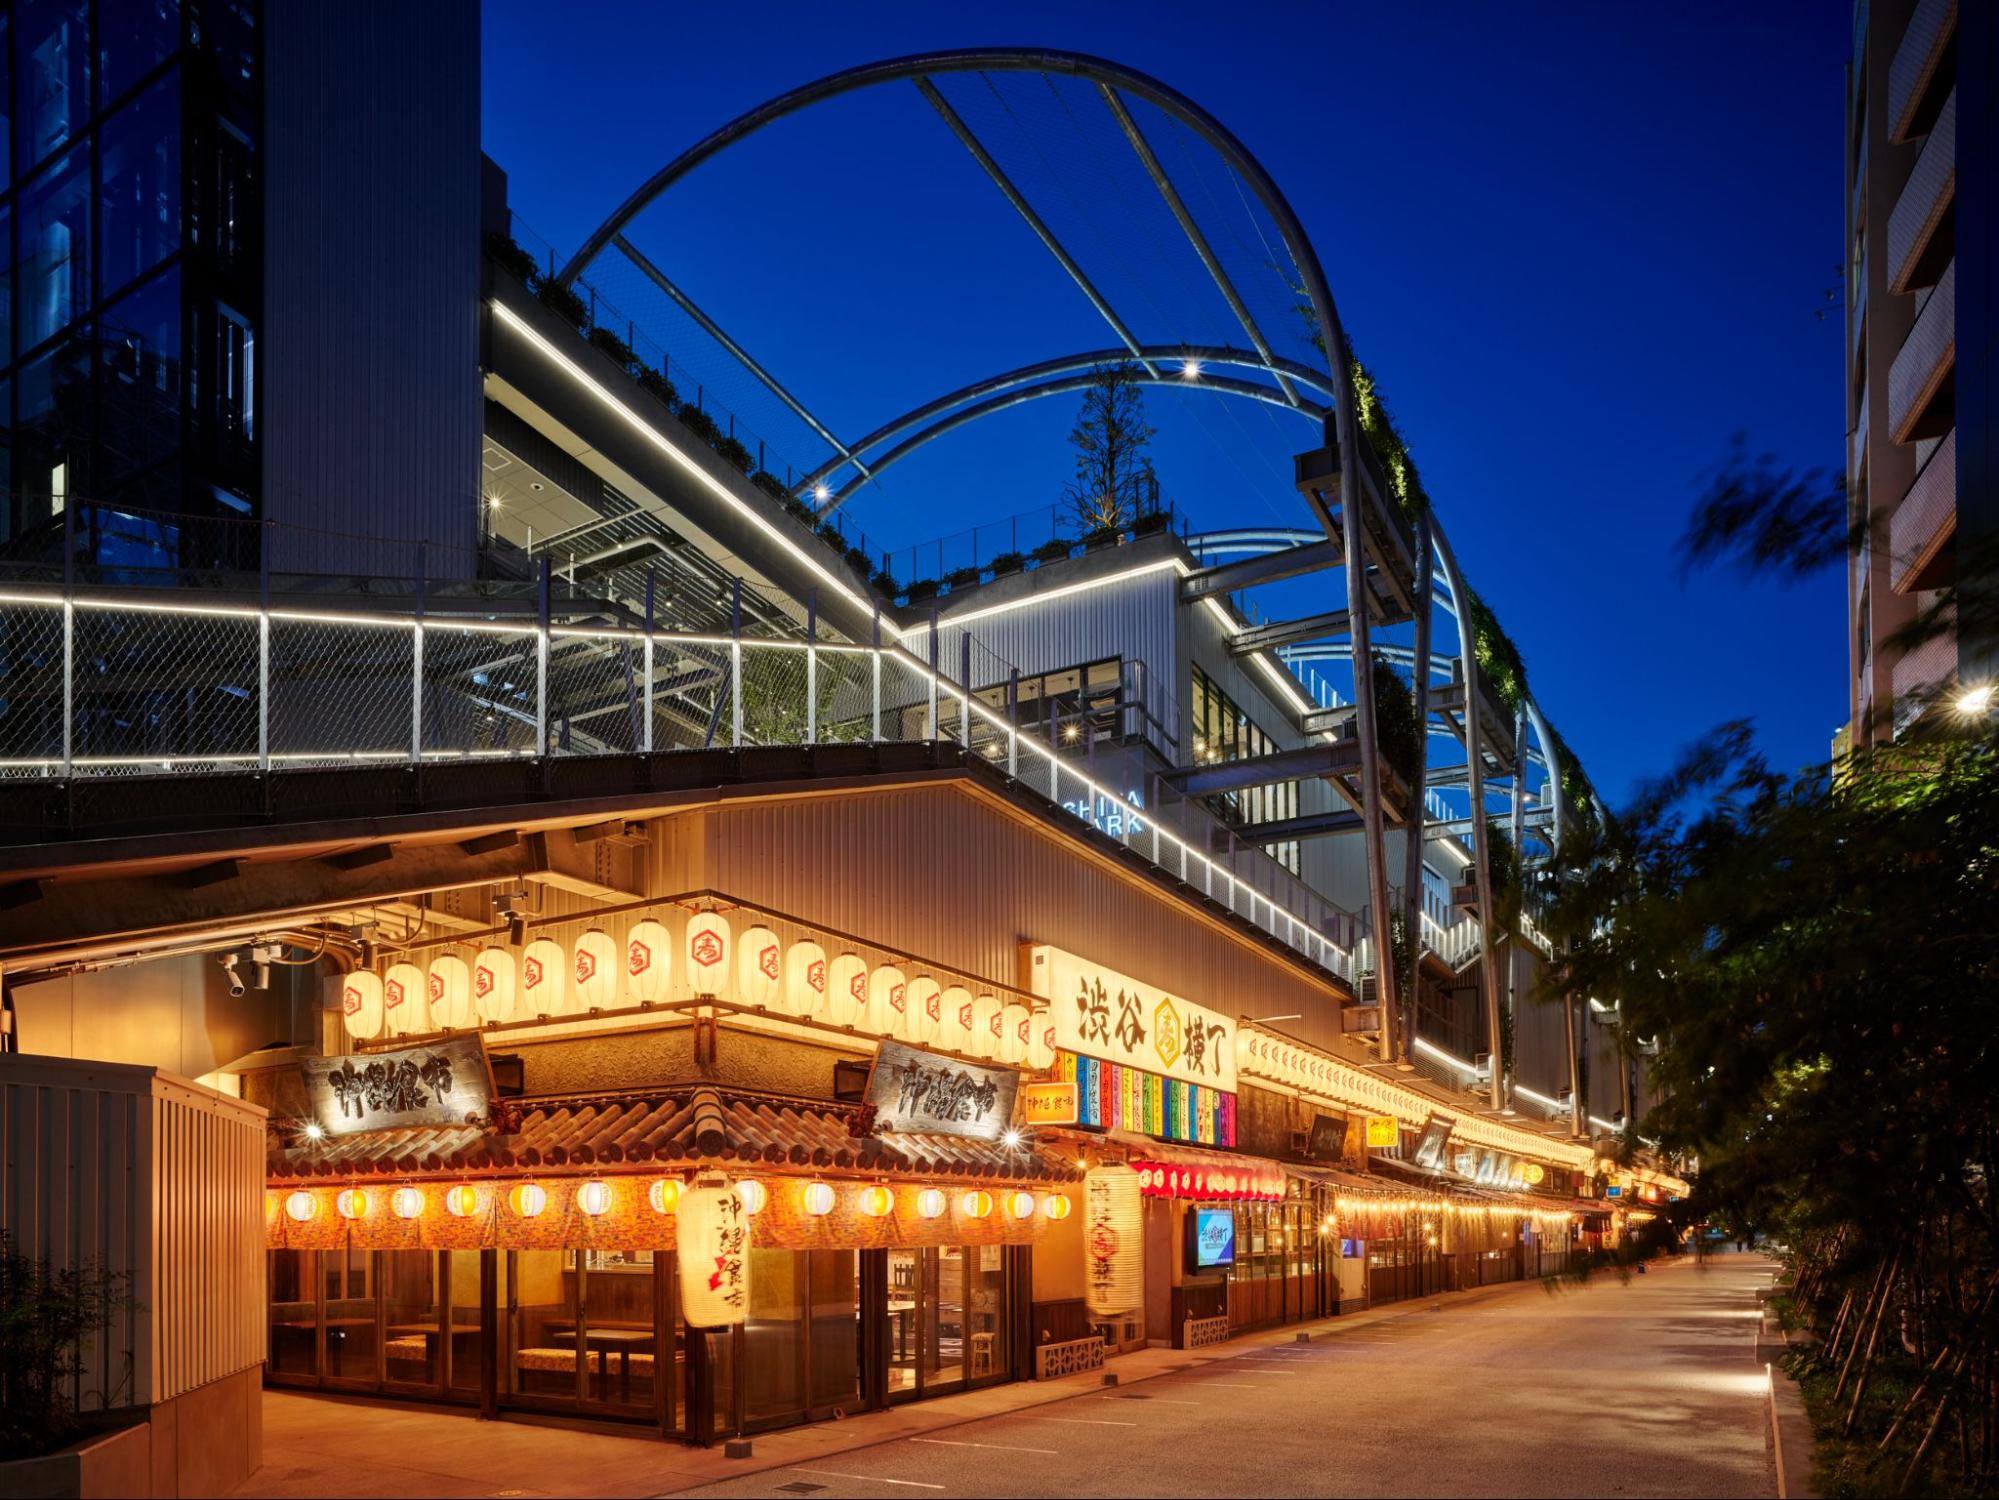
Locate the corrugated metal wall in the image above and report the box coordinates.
[262,0,483,576]
[0,1057,267,1410]
[679,781,1358,1056]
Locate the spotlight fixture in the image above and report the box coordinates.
[813,482,831,505]
[1180,358,1203,380]
[1956,682,1994,716]
[495,891,530,946]
[219,953,245,997]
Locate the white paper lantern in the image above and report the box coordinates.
[826,954,868,1026]
[472,947,516,1023]
[938,985,976,1054]
[1083,1165,1145,1317]
[339,970,384,1040]
[916,1187,948,1220]
[685,912,733,997]
[573,929,618,1010]
[969,994,1002,1060]
[802,1181,835,1217]
[783,941,827,1017]
[576,1180,613,1217]
[865,965,906,1037]
[391,1186,425,1220]
[996,1002,1031,1065]
[903,976,942,1045]
[520,938,568,1016]
[737,926,783,1009]
[679,1186,752,1328]
[626,918,673,1003]
[1026,1008,1057,1071]
[427,954,474,1030]
[382,962,428,1036]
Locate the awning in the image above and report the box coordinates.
[271,1085,1080,1185]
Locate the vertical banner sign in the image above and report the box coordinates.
[678,1186,751,1327]
[1083,1164,1144,1317]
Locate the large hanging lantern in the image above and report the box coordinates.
[382,961,429,1036]
[427,954,474,1030]
[572,929,619,1010]
[825,954,868,1026]
[335,1189,372,1221]
[472,947,516,1023]
[685,911,733,997]
[857,1184,894,1219]
[735,1179,768,1215]
[626,918,673,1003]
[391,1186,425,1220]
[937,986,976,1054]
[339,970,384,1040]
[678,1185,751,1327]
[577,1180,613,1217]
[508,1182,547,1218]
[519,938,569,1017]
[916,1188,947,1220]
[443,1185,481,1218]
[865,965,907,1037]
[902,976,942,1045]
[996,1002,1031,1066]
[1083,1166,1145,1317]
[648,1178,681,1215]
[802,1181,836,1217]
[284,1191,320,1223]
[1026,1009,1057,1072]
[968,994,1002,1060]
[783,941,827,1018]
[737,926,783,1009]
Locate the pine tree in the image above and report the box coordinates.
[1061,362,1158,534]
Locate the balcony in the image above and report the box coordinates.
[1891,428,1956,592]
[1888,0,1954,143]
[1850,383,1869,486]
[1888,88,1954,293]
[1890,258,1954,443]
[1892,627,1957,716]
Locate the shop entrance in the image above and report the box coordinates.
[498,1249,680,1427]
[886,1244,1010,1398]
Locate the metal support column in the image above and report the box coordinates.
[1505,706,1527,1110]
[1398,513,1433,1066]
[411,544,426,764]
[730,580,744,749]
[871,608,883,741]
[806,591,818,743]
[257,543,271,775]
[927,608,940,741]
[535,560,551,759]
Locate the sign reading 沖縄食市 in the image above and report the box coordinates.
[302,1037,492,1136]
[1020,1081,1080,1126]
[863,1039,1019,1140]
[1025,945,1236,1093]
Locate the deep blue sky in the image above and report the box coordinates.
[483,1,1848,806]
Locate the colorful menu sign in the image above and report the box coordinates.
[1059,1053,1236,1146]
[1026,945,1236,1093]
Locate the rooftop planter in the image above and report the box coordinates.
[1131,509,1170,537]
[1081,524,1122,551]
[988,550,1025,577]
[1033,538,1074,565]
[905,578,939,604]
[945,566,982,591]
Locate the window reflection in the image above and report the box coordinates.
[99,71,181,299]
[16,147,91,353]
[15,0,90,176]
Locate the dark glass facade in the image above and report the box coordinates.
[0,0,260,570]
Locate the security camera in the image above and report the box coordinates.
[251,942,282,992]
[219,953,245,997]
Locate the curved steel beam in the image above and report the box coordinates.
[827,372,1326,508]
[801,346,1334,496]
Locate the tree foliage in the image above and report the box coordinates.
[1061,362,1158,534]
[0,1233,135,1461]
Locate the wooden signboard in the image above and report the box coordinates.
[864,1039,1019,1140]
[302,1037,493,1137]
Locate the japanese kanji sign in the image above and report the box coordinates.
[302,1037,492,1136]
[678,1185,751,1327]
[863,1040,1019,1141]
[1026,945,1237,1093]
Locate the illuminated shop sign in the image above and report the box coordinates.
[1059,1053,1235,1146]
[863,1039,1019,1141]
[1020,1081,1081,1126]
[1027,945,1236,1093]
[1132,1159,1282,1201]
[1063,787,1145,838]
[1411,1114,1455,1171]
[1364,1115,1400,1149]
[302,1037,493,1136]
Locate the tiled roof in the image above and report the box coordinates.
[272,1087,1079,1184]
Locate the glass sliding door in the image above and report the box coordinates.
[743,1247,807,1431]
[267,1250,318,1379]
[504,1249,581,1403]
[808,1251,862,1417]
[921,1247,966,1395]
[580,1250,658,1413]
[965,1244,1007,1383]
[381,1251,443,1390]
[886,1245,1010,1401]
[321,1247,379,1383]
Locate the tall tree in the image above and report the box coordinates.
[1062,362,1157,533]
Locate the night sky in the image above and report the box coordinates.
[482,1,1848,806]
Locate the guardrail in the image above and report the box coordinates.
[0,580,1356,983]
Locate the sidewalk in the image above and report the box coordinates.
[235,1271,1575,1499]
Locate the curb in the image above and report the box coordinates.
[1766,1355,1818,1500]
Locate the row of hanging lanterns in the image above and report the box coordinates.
[281,1176,1071,1224]
[340,913,1057,1070]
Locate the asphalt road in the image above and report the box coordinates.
[673,1254,1777,1500]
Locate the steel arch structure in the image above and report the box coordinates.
[563,46,1587,1119]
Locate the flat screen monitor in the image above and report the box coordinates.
[1189,1206,1236,1269]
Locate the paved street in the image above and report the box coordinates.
[672,1255,1777,1500]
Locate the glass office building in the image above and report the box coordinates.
[2,0,260,572]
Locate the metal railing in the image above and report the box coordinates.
[0,577,1356,983]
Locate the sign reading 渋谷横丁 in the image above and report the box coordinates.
[1025,945,1236,1093]
[863,1039,1019,1140]
[302,1036,492,1137]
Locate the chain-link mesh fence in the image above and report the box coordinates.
[0,599,66,775]
[424,621,542,757]
[72,604,260,771]
[269,615,415,765]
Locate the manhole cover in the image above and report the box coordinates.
[777,1486,828,1495]
[1115,1393,1152,1400]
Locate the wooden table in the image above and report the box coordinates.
[550,1327,656,1403]
[887,1300,916,1362]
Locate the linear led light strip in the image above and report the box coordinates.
[493,300,887,635]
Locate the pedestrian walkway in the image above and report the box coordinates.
[233,1258,1763,1498]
